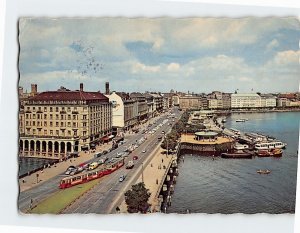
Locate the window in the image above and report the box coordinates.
[61,115,64,120]
[56,130,59,135]
[68,122,71,127]
[33,129,36,134]
[83,115,87,120]
[38,107,41,111]
[56,122,59,127]
[68,115,71,120]
[56,107,59,112]
[56,114,59,119]
[61,122,64,127]
[33,107,36,111]
[37,114,40,119]
[83,131,86,136]
[50,107,53,112]
[67,107,71,112]
[44,114,47,119]
[33,114,36,119]
[73,122,76,127]
[44,122,47,127]
[50,130,53,135]
[73,115,76,120]
[44,107,47,111]
[83,122,87,127]
[26,114,29,119]
[50,114,53,120]
[50,122,53,127]
[68,130,71,136]
[33,121,35,126]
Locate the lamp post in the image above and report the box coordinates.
[141,162,144,183]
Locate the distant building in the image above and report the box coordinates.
[130,92,148,122]
[19,83,112,159]
[231,93,261,108]
[179,95,202,110]
[260,94,277,108]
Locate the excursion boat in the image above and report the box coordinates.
[221,152,252,159]
[256,148,283,157]
[59,158,124,189]
[255,141,286,150]
[257,169,271,174]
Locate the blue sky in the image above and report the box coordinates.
[19,18,300,93]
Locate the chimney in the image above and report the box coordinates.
[31,84,37,96]
[105,82,110,95]
[80,83,83,92]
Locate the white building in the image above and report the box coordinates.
[231,93,261,108]
[260,94,277,108]
[105,92,125,129]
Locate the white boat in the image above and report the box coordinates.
[236,119,245,122]
[255,141,286,150]
[236,118,248,122]
[234,143,249,150]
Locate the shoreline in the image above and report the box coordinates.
[216,108,300,114]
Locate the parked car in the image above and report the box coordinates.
[133,155,139,160]
[102,150,108,155]
[94,152,103,158]
[142,149,146,153]
[98,156,108,165]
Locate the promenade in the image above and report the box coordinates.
[118,147,174,213]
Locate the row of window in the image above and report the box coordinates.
[26,128,78,136]
[25,114,82,120]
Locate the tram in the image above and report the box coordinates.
[59,158,124,189]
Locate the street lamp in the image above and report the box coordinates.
[141,162,144,183]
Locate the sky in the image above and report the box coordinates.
[19,18,300,94]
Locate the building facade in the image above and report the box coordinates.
[231,93,261,108]
[19,83,112,159]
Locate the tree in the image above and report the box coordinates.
[125,182,151,213]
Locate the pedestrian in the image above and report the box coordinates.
[22,179,25,184]
[156,179,158,185]
[116,206,120,213]
[162,159,164,163]
[30,198,33,210]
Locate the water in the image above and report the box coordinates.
[168,112,299,214]
[19,157,57,177]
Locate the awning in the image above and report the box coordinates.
[108,135,115,139]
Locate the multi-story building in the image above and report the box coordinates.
[106,91,137,134]
[179,95,202,110]
[231,93,261,108]
[19,83,112,159]
[130,92,148,122]
[260,94,277,108]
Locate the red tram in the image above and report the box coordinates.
[59,158,124,189]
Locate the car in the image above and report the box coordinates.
[122,153,129,158]
[119,175,126,182]
[64,166,76,175]
[102,150,108,155]
[142,149,146,153]
[89,162,99,170]
[98,156,108,165]
[94,152,103,158]
[133,155,138,160]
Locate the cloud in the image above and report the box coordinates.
[131,62,161,73]
[266,39,279,50]
[167,63,180,72]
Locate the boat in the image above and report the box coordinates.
[255,141,286,150]
[234,143,249,150]
[221,152,252,159]
[221,118,227,123]
[271,148,283,157]
[236,119,246,122]
[256,150,271,157]
[257,169,271,174]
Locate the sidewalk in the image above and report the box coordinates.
[19,142,113,192]
[118,148,174,213]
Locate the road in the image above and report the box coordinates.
[63,108,182,214]
[18,107,181,213]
